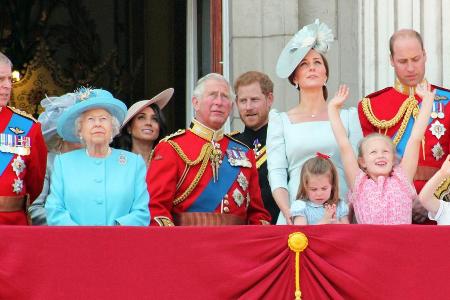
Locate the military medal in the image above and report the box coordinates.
[237,172,248,191]
[210,141,223,182]
[0,133,31,155]
[253,138,261,156]
[432,142,444,160]
[233,189,244,207]
[430,120,446,139]
[438,102,445,119]
[431,102,438,119]
[226,147,251,168]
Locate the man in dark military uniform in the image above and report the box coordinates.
[232,71,279,224]
[358,29,450,223]
[0,52,47,224]
[147,73,271,226]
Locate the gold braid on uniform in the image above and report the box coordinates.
[361,96,419,145]
[167,140,213,205]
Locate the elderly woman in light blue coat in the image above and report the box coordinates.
[45,88,150,226]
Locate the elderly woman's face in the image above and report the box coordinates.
[79,108,113,146]
[129,106,160,143]
[293,49,327,90]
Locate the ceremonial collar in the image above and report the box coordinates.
[189,119,224,142]
[393,78,428,96]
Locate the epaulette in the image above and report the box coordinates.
[8,106,38,122]
[228,130,240,136]
[160,129,185,142]
[363,87,392,100]
[226,133,250,149]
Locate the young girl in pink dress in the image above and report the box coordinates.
[328,84,434,224]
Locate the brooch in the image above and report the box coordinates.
[12,178,24,194]
[118,153,127,165]
[11,156,26,176]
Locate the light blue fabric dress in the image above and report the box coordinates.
[267,108,362,224]
[45,148,150,226]
[290,199,349,225]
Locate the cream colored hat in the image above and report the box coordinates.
[122,88,174,128]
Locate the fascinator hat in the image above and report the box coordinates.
[39,93,77,142]
[121,87,174,128]
[276,19,334,78]
[57,87,127,143]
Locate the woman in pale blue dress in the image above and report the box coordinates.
[267,19,362,224]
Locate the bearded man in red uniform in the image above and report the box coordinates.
[147,73,271,226]
[0,52,47,224]
[358,30,450,223]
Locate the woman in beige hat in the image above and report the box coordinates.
[115,88,174,167]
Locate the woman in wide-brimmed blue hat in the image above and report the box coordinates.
[45,88,150,226]
[267,19,363,225]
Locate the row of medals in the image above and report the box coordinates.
[0,133,29,194]
[430,101,446,161]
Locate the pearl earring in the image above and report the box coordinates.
[295,83,299,89]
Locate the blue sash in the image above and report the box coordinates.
[0,112,33,175]
[395,88,450,157]
[188,140,246,212]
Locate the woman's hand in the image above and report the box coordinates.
[328,84,349,110]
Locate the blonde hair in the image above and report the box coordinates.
[297,156,339,205]
[357,133,398,164]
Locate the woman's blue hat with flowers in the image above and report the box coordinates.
[276,19,334,78]
[57,87,127,143]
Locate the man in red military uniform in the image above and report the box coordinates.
[0,52,47,224]
[147,73,271,226]
[358,29,450,223]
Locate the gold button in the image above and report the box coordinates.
[223,207,230,213]
[224,200,229,205]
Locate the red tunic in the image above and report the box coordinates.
[358,84,450,193]
[147,128,271,226]
[0,106,47,225]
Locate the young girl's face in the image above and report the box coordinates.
[306,174,332,205]
[360,137,395,179]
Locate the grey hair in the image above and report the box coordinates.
[0,52,13,67]
[75,112,121,145]
[192,73,235,100]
